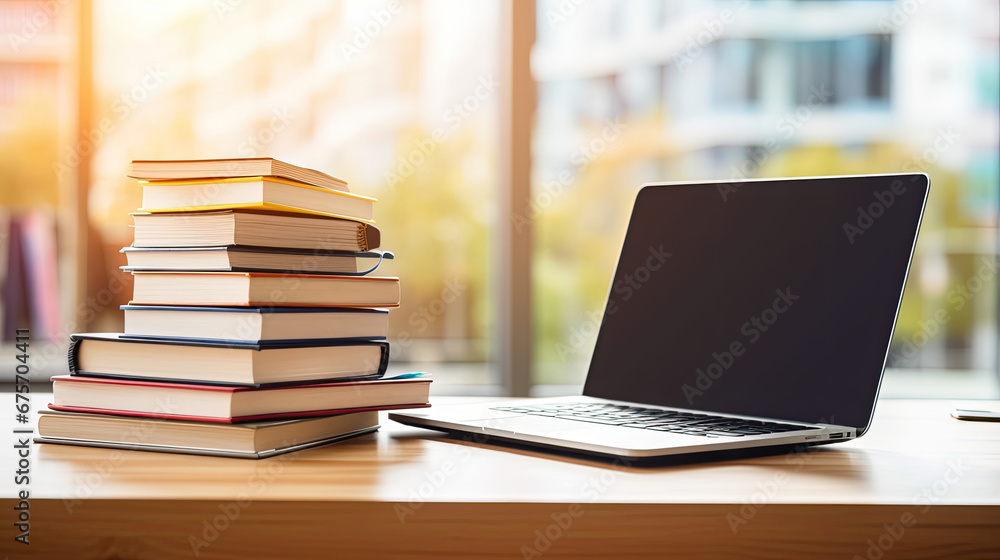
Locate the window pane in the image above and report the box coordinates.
[532,0,999,397]
[87,0,499,388]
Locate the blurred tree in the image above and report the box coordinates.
[760,142,985,367]
[374,125,492,361]
[533,116,655,383]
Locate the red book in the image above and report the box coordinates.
[50,374,430,423]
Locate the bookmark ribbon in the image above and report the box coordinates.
[351,250,393,276]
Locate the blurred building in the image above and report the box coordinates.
[531,0,999,384]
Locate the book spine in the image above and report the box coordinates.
[362,223,380,251]
[67,336,83,375]
[375,340,390,377]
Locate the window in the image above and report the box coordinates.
[1,0,503,391]
[2,0,997,400]
[87,0,502,390]
[530,0,998,398]
[794,35,891,107]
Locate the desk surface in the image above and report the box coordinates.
[3,397,1000,559]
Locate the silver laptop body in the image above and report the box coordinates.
[391,174,929,458]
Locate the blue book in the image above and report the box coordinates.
[120,247,393,276]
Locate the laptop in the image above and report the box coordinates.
[391,174,930,459]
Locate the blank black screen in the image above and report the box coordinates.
[582,175,928,432]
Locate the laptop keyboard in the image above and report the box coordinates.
[490,402,820,438]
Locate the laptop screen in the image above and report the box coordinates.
[582,174,928,432]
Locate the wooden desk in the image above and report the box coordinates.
[3,397,999,559]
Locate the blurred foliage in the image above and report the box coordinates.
[759,143,990,362]
[533,118,656,384]
[533,130,996,383]
[373,126,493,360]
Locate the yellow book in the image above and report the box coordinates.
[128,157,349,192]
[138,176,376,223]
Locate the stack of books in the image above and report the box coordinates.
[38,158,431,459]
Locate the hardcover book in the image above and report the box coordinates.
[128,157,349,192]
[130,210,381,251]
[69,333,390,386]
[50,373,432,422]
[129,271,401,307]
[138,177,375,222]
[121,246,392,275]
[122,305,389,343]
[36,409,379,459]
